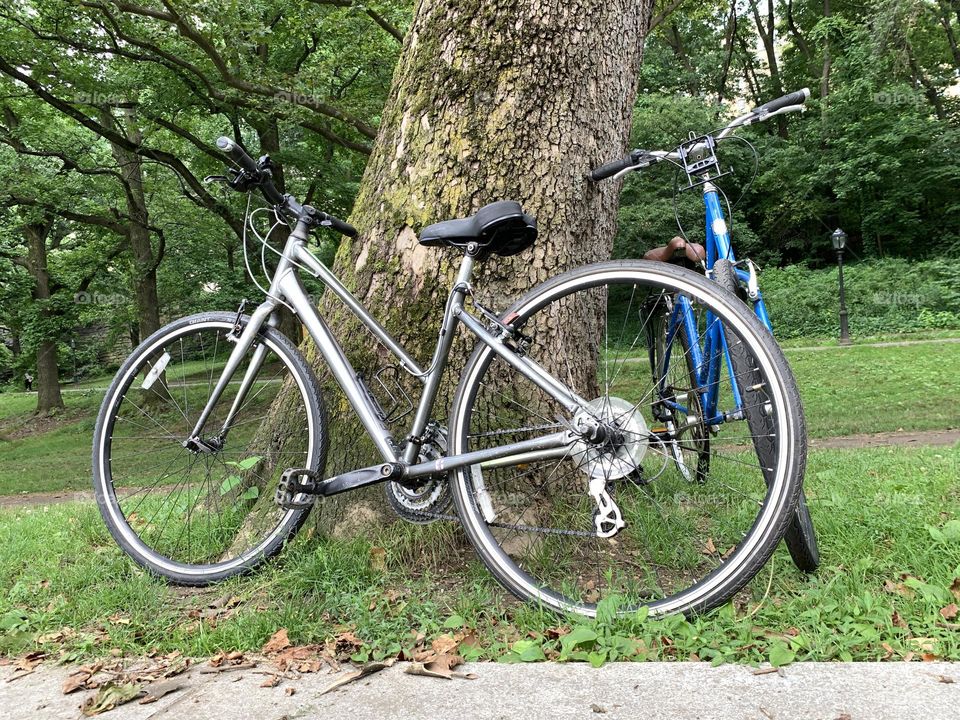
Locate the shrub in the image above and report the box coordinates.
[759,258,960,339]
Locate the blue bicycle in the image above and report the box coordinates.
[591,89,820,572]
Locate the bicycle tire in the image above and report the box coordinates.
[92,312,327,585]
[448,260,806,616]
[713,260,819,572]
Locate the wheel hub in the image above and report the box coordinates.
[572,397,649,480]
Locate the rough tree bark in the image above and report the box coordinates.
[252,0,654,535]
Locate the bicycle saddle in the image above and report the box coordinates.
[643,236,706,264]
[419,201,537,257]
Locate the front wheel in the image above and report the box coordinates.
[713,260,820,572]
[448,260,805,616]
[92,312,327,585]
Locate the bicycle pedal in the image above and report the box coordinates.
[274,467,319,510]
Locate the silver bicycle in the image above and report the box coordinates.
[93,137,805,616]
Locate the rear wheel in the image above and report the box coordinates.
[714,260,819,572]
[92,312,327,585]
[449,260,805,616]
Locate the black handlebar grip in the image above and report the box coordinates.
[216,136,285,206]
[319,212,358,238]
[752,88,810,115]
[216,136,258,174]
[590,155,637,182]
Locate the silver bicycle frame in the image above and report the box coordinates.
[188,216,591,481]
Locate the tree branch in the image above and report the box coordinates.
[648,0,690,33]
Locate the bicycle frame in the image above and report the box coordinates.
[662,179,774,426]
[186,214,589,489]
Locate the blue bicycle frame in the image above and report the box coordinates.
[662,181,773,427]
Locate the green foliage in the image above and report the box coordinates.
[623,0,960,266]
[760,258,960,339]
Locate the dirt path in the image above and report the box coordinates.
[783,337,960,352]
[809,428,960,450]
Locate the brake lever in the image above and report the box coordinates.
[203,174,230,184]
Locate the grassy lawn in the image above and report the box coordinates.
[0,335,958,665]
[1,337,958,496]
[0,444,957,663]
[788,341,960,437]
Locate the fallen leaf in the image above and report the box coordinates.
[334,631,363,656]
[138,678,186,705]
[591,704,608,714]
[260,675,281,688]
[891,611,909,629]
[285,686,296,696]
[319,659,396,695]
[935,675,955,684]
[702,538,716,555]
[883,577,916,599]
[431,634,459,656]
[404,657,472,680]
[880,642,895,660]
[909,638,938,654]
[80,681,142,716]
[940,603,958,620]
[262,629,291,655]
[950,578,960,602]
[63,669,94,694]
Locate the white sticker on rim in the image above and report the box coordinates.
[141,351,171,390]
[712,218,728,237]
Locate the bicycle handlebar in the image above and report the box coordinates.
[590,151,646,182]
[589,88,811,182]
[216,136,285,206]
[751,88,810,116]
[215,136,357,237]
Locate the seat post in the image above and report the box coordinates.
[455,249,477,286]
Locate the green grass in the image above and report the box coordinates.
[1,445,958,664]
[788,341,960,437]
[1,337,958,495]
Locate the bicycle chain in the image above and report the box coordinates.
[392,421,595,537]
[400,505,596,538]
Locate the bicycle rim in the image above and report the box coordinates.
[449,261,801,616]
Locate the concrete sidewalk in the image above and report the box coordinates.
[1,661,956,720]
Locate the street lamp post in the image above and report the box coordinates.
[831,228,851,345]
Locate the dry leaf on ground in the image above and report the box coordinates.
[262,629,291,655]
[138,678,187,705]
[319,659,396,695]
[80,681,142,716]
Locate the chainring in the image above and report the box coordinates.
[384,425,453,524]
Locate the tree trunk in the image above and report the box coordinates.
[249,0,653,535]
[105,107,162,340]
[750,0,788,138]
[24,220,64,414]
